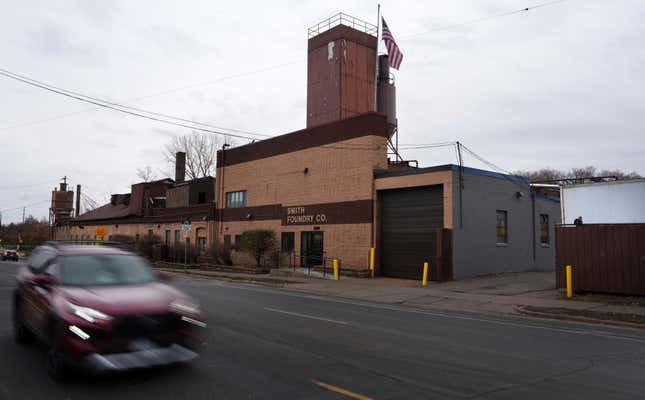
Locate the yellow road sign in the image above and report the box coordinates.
[95,226,107,239]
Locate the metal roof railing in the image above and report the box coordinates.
[308,12,377,38]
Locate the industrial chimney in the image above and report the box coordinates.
[175,152,186,183]
[377,54,397,137]
[76,185,81,217]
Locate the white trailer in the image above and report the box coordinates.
[561,179,645,224]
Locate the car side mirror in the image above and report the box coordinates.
[33,274,56,288]
[156,271,172,282]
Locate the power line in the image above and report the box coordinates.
[0,68,269,142]
[0,60,303,135]
[0,200,50,214]
[398,142,457,149]
[401,0,569,39]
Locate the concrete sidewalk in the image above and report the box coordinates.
[162,268,645,329]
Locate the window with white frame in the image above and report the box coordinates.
[226,190,247,208]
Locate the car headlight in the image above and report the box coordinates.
[170,300,200,316]
[68,302,113,324]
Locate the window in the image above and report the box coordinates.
[29,248,54,273]
[281,232,295,253]
[496,210,508,244]
[224,235,231,250]
[60,255,155,286]
[198,192,207,204]
[147,229,153,238]
[198,237,207,251]
[165,230,171,245]
[235,234,242,251]
[135,234,140,242]
[540,214,550,245]
[226,190,247,208]
[174,230,180,244]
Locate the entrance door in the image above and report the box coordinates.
[301,231,324,268]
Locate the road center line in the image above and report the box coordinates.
[310,379,374,400]
[264,307,348,325]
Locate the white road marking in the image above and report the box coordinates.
[197,280,645,344]
[264,307,348,325]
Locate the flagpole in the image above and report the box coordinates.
[374,4,380,112]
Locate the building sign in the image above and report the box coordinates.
[284,206,327,225]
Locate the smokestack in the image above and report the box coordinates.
[76,185,81,217]
[377,54,397,136]
[175,152,186,183]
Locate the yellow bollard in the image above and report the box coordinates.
[369,247,375,278]
[422,262,429,286]
[566,265,573,298]
[333,259,339,281]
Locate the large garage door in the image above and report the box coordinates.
[379,185,444,279]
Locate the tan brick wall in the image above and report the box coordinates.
[216,135,387,207]
[215,135,387,270]
[221,221,372,269]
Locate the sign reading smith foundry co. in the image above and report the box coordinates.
[284,206,327,225]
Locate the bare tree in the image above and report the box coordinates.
[164,131,227,180]
[136,165,157,182]
[515,166,641,182]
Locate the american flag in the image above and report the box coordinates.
[381,17,403,70]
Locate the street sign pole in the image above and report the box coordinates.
[182,219,191,265]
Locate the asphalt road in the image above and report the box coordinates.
[1,260,645,399]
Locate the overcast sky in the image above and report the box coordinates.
[1,0,643,223]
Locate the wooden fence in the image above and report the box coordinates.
[555,224,645,295]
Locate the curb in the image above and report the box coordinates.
[516,305,645,331]
[160,269,307,287]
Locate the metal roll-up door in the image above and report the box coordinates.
[379,185,444,279]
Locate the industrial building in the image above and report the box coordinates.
[55,13,561,280]
[212,14,560,279]
[53,153,216,256]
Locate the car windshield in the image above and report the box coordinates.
[59,254,157,286]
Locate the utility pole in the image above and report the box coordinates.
[456,142,464,229]
[22,207,25,223]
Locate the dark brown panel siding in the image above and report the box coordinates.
[216,199,373,225]
[555,224,645,295]
[217,113,387,168]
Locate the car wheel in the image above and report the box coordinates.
[46,321,69,381]
[13,297,32,345]
[47,348,68,381]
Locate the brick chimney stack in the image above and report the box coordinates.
[175,152,186,183]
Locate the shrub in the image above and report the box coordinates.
[239,230,276,267]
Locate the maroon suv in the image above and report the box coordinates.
[12,243,206,380]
